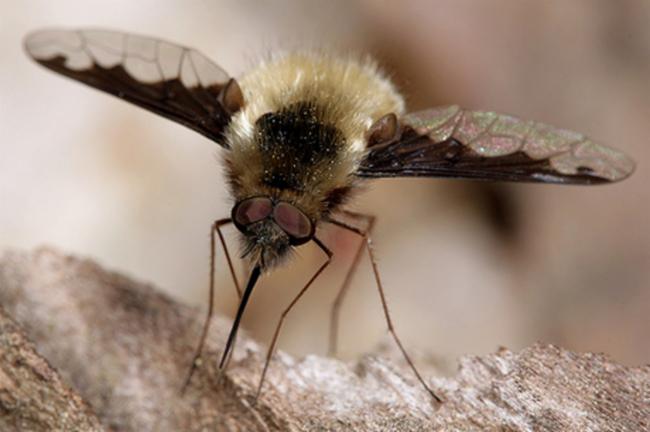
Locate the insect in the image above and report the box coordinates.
[24,28,635,404]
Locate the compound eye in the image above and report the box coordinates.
[273,202,313,242]
[233,197,273,227]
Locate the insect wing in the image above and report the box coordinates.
[24,28,233,145]
[358,105,635,184]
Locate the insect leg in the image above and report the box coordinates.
[255,238,333,402]
[181,217,239,393]
[328,211,375,356]
[326,218,443,403]
[217,221,242,299]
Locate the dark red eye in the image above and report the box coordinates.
[273,202,313,241]
[233,197,273,226]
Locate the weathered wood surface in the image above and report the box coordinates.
[0,248,648,431]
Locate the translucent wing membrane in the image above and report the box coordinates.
[358,105,635,184]
[24,29,233,146]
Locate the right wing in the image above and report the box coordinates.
[24,28,235,146]
[358,106,635,184]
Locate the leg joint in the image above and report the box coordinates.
[213,217,232,229]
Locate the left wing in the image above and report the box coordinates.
[357,106,635,184]
[24,28,236,146]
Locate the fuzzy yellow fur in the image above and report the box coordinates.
[224,51,404,219]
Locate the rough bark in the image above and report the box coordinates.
[0,306,102,431]
[0,247,648,431]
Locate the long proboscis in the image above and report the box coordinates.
[218,264,262,370]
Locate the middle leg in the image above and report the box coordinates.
[327,211,375,356]
[326,218,442,403]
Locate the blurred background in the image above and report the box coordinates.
[1,1,648,372]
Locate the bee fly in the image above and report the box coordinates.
[25,29,635,403]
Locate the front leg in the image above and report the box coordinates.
[181,217,239,393]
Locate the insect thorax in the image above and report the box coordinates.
[257,102,342,188]
[224,52,404,220]
[225,100,348,218]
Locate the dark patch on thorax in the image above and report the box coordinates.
[255,102,343,191]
